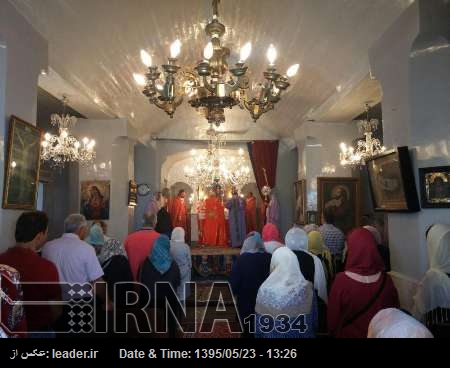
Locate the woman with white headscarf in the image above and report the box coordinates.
[286,228,328,334]
[255,247,318,338]
[413,224,450,338]
[170,227,192,304]
[230,232,271,338]
[368,308,433,338]
[285,228,328,304]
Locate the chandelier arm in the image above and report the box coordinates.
[203,76,216,93]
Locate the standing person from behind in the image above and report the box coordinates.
[0,212,61,338]
[124,211,160,282]
[42,214,112,334]
[327,228,399,338]
[319,207,345,274]
[155,192,173,238]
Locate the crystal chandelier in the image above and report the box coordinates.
[133,0,299,124]
[40,96,96,168]
[184,126,251,192]
[339,103,386,167]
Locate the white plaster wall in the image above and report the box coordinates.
[71,119,135,242]
[0,2,48,251]
[369,0,450,311]
[295,121,358,210]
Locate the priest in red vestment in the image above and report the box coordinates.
[202,192,228,247]
[245,192,257,234]
[170,190,189,242]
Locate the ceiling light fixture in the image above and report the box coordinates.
[339,103,386,167]
[41,96,96,169]
[133,0,299,125]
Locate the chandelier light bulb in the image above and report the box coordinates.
[140,50,152,67]
[340,142,347,152]
[74,141,80,149]
[44,133,52,141]
[156,83,164,91]
[170,39,182,58]
[286,64,300,78]
[239,42,252,63]
[83,137,89,145]
[203,42,214,60]
[133,73,146,86]
[238,148,244,156]
[267,44,277,65]
[41,141,49,148]
[89,140,96,149]
[60,130,69,139]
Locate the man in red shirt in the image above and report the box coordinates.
[0,211,61,337]
[125,211,160,281]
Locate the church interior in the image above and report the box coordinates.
[0,0,449,339]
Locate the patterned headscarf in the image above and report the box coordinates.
[285,227,308,251]
[171,227,186,243]
[0,265,27,338]
[241,232,265,255]
[98,238,127,265]
[150,235,173,275]
[85,224,105,247]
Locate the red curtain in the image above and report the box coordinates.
[247,141,279,199]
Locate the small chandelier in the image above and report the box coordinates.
[184,126,251,192]
[339,103,386,167]
[41,96,96,168]
[133,0,299,124]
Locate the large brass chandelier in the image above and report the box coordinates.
[40,96,96,168]
[184,126,251,192]
[339,103,386,167]
[133,0,299,125]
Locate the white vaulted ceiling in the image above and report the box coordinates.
[10,0,413,139]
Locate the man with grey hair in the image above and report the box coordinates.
[125,210,160,281]
[42,214,112,311]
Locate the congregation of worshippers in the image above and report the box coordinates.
[0,186,447,339]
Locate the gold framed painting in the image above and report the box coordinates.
[2,116,42,210]
[294,180,307,225]
[366,147,420,212]
[317,177,361,234]
[80,180,111,220]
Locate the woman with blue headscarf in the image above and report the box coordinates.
[140,235,181,338]
[230,232,271,338]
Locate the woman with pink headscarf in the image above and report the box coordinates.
[262,223,284,254]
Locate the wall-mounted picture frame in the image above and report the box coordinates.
[419,166,450,208]
[317,177,361,234]
[294,180,307,225]
[2,116,42,210]
[80,180,111,220]
[366,146,420,213]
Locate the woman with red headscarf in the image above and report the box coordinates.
[262,223,283,254]
[327,228,399,338]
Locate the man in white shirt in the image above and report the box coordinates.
[42,214,112,311]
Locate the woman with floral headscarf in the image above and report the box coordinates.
[96,230,133,308]
[255,247,318,338]
[0,265,27,338]
[413,224,450,338]
[230,232,271,338]
[328,228,399,338]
